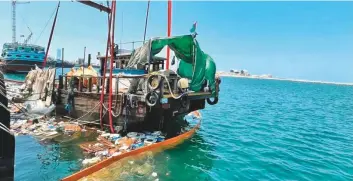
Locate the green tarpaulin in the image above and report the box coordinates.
[127,35,217,96]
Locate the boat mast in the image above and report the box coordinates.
[166,0,172,70]
[42,1,60,68]
[12,0,30,44]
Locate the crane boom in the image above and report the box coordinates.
[12,0,30,43]
[23,32,32,44]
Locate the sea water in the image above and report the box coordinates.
[8,73,353,181]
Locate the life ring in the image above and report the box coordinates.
[207,97,218,105]
[145,91,159,107]
[147,74,161,90]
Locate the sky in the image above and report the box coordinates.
[0,1,353,82]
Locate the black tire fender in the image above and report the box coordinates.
[145,91,159,107]
[207,97,218,105]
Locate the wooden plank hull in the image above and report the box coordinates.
[61,120,201,181]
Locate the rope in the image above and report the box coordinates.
[0,90,29,115]
[34,5,57,44]
[0,124,13,136]
[0,122,10,131]
[0,102,10,113]
[69,101,102,122]
[149,73,187,99]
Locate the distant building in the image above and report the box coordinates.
[56,49,62,63]
[230,69,240,74]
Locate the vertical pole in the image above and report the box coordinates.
[100,2,113,130]
[108,0,117,133]
[12,1,16,43]
[143,0,150,43]
[83,46,86,76]
[61,48,64,76]
[166,0,172,70]
[43,1,60,68]
[88,54,91,66]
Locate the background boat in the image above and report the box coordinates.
[0,0,46,74]
[1,43,45,73]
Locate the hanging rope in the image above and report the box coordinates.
[34,7,56,44]
[143,0,150,43]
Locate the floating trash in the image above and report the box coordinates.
[151,131,162,136]
[82,157,101,167]
[157,136,165,142]
[144,137,157,146]
[127,132,138,138]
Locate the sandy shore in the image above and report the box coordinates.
[218,73,353,86]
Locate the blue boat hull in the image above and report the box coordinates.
[1,59,44,73]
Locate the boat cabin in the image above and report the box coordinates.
[96,48,167,75]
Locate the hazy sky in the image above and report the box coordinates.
[0,1,352,82]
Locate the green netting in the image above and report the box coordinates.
[128,35,217,96]
[150,35,216,96]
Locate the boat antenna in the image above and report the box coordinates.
[12,0,30,43]
[143,0,150,43]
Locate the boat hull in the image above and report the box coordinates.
[1,59,44,73]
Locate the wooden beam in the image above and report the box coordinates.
[77,0,111,13]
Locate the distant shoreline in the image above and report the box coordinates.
[218,73,353,86]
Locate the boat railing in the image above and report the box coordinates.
[58,74,213,100]
[58,74,147,94]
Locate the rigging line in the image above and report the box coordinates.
[0,90,29,115]
[120,11,123,49]
[0,125,13,136]
[143,0,150,43]
[34,6,57,45]
[0,122,10,132]
[19,12,31,39]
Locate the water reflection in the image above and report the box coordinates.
[79,133,216,181]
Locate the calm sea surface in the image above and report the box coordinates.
[7,73,353,181]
